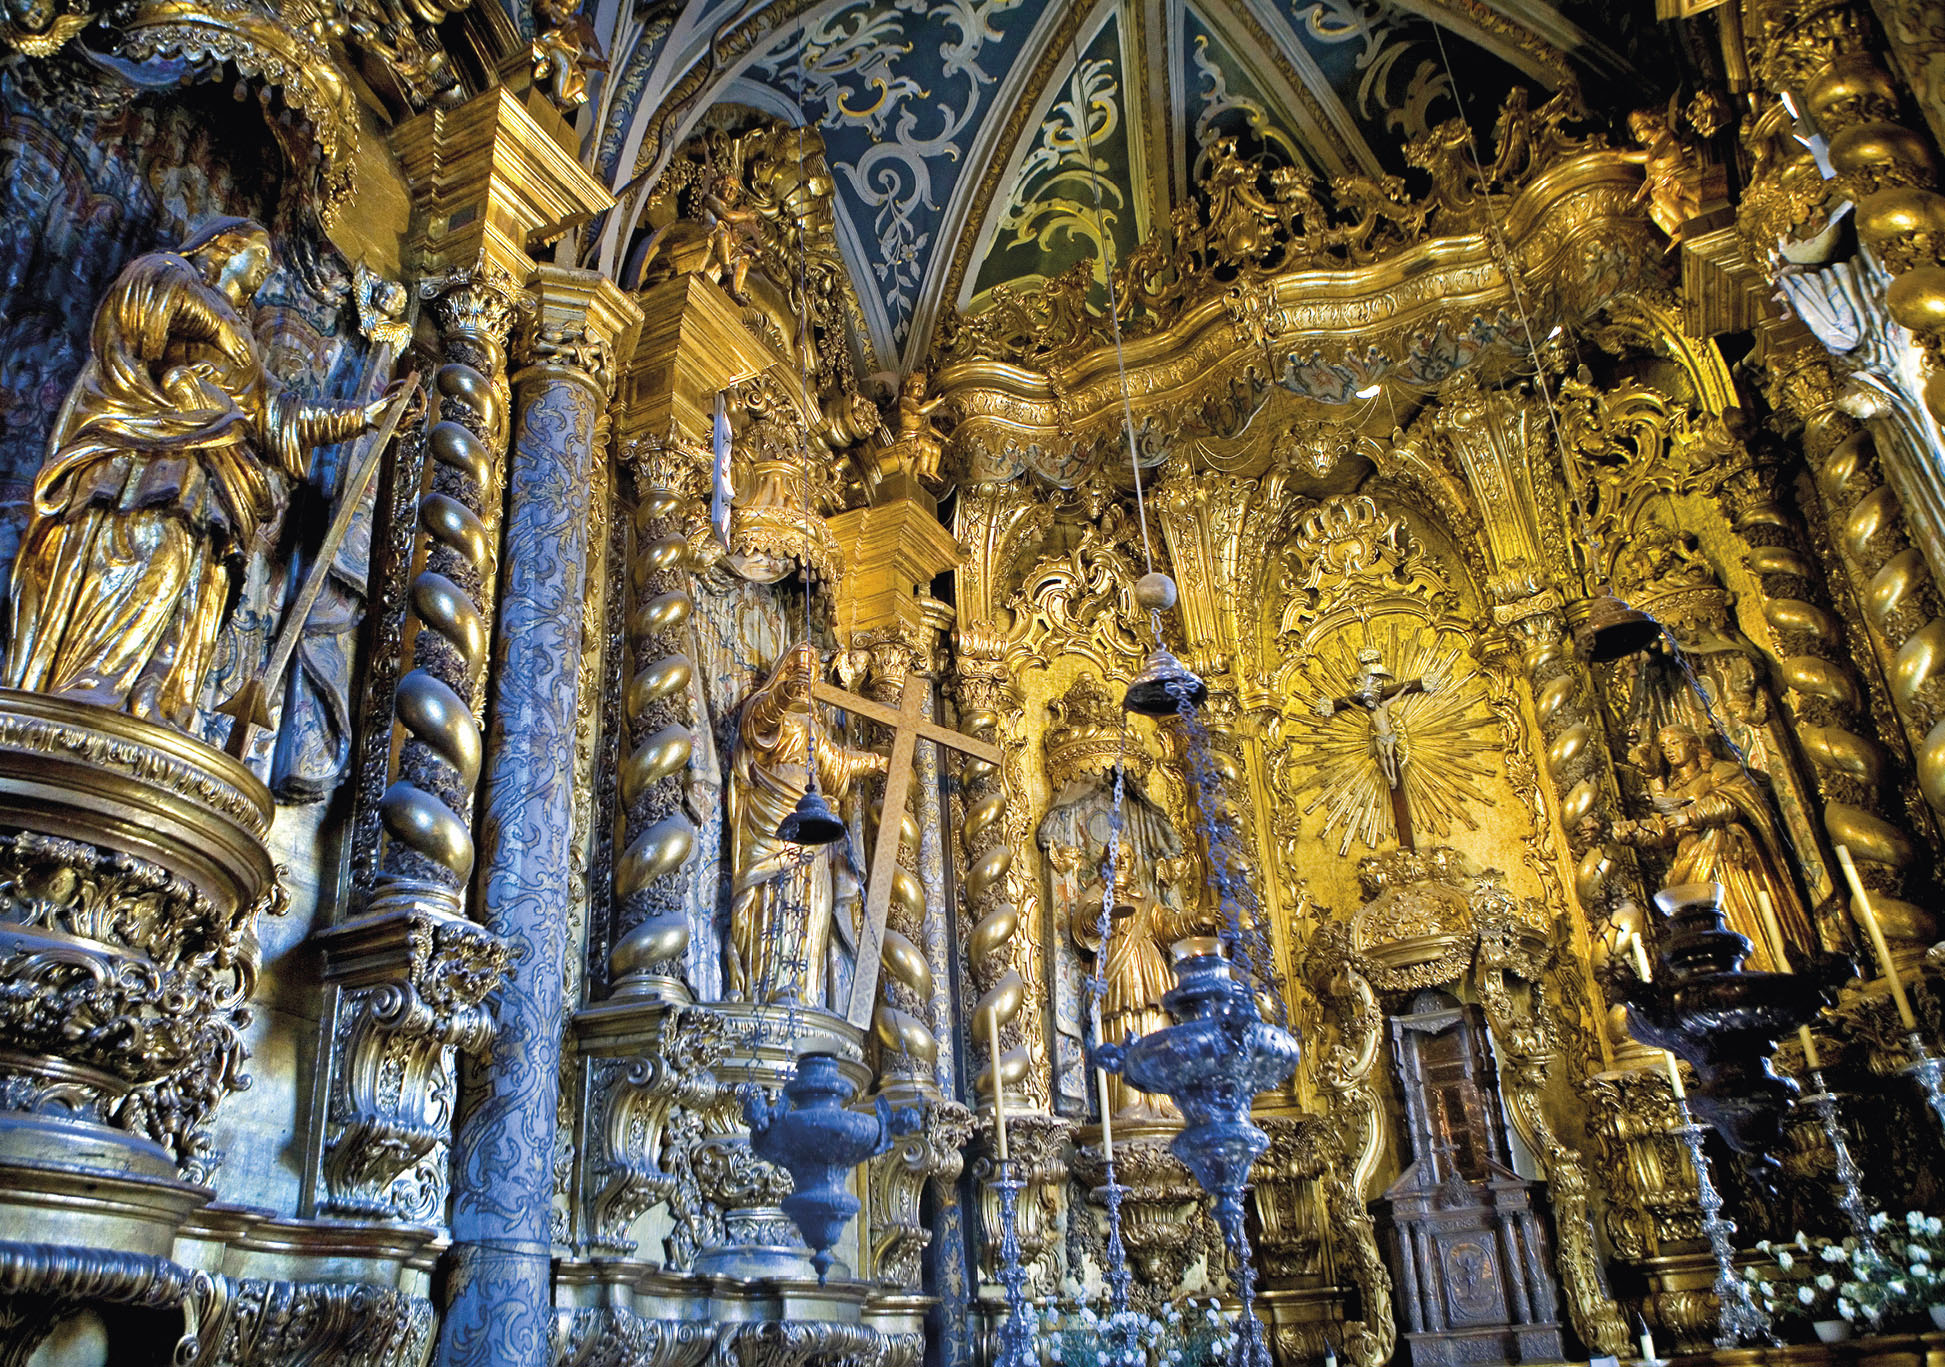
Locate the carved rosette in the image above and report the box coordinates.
[864,1095,972,1287]
[315,902,510,1220]
[0,691,280,1189]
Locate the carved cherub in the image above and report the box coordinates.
[1625,105,1711,246]
[699,157,761,303]
[531,0,607,108]
[1,0,89,55]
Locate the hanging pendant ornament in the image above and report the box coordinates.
[1580,590,1663,662]
[776,777,846,846]
[1125,573,1207,715]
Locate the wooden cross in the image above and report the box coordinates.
[810,675,1003,1033]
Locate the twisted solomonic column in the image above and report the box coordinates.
[608,437,700,1000]
[316,262,529,1221]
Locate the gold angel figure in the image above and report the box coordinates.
[726,642,887,1005]
[1612,723,1815,970]
[3,218,398,729]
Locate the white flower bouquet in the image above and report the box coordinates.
[1036,1298,1240,1367]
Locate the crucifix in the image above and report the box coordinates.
[1312,647,1446,851]
[810,674,1003,1034]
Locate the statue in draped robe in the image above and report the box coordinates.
[1038,676,1205,1120]
[3,217,398,729]
[1612,722,1815,970]
[726,641,886,1005]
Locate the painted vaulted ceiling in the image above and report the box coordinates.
[578,1,1688,377]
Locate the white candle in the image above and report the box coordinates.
[1756,890,1823,1071]
[1626,932,1686,1100]
[1836,845,1917,1030]
[1638,1321,1657,1364]
[986,1002,1009,1161]
[1090,1001,1115,1163]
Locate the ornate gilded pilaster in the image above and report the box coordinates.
[1584,1070,1710,1351]
[574,1002,724,1256]
[435,268,638,1367]
[972,1115,1071,1290]
[862,1097,973,1287]
[314,907,509,1219]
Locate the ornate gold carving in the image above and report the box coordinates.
[972,1114,1070,1290]
[0,1243,197,1366]
[940,88,1606,369]
[609,440,703,998]
[185,1275,435,1367]
[580,1004,724,1255]
[317,902,510,1220]
[724,644,885,1006]
[1072,1136,1218,1308]
[1269,496,1494,857]
[863,1096,972,1287]
[0,693,280,1185]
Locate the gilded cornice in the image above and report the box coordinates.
[938,151,1661,487]
[393,84,614,283]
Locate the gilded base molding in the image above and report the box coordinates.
[184,1275,436,1367]
[0,1240,197,1367]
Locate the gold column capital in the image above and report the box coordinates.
[391,84,613,284]
[516,264,644,399]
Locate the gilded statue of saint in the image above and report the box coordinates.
[1612,722,1815,970]
[3,218,398,728]
[726,642,887,1005]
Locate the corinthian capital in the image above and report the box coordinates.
[516,263,644,398]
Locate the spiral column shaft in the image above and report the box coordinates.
[608,439,699,998]
[1714,427,1931,940]
[376,267,529,899]
[953,630,1027,1116]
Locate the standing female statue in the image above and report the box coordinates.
[3,217,399,729]
[726,641,887,1005]
[1613,722,1816,969]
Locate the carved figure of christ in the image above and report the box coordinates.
[808,675,1003,1033]
[1314,656,1446,850]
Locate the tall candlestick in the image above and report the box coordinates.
[1756,890,1823,1071]
[1625,932,1687,1100]
[1835,844,1917,1030]
[987,1002,1009,1161]
[1090,1001,1115,1163]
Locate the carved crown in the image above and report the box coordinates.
[1043,675,1144,789]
